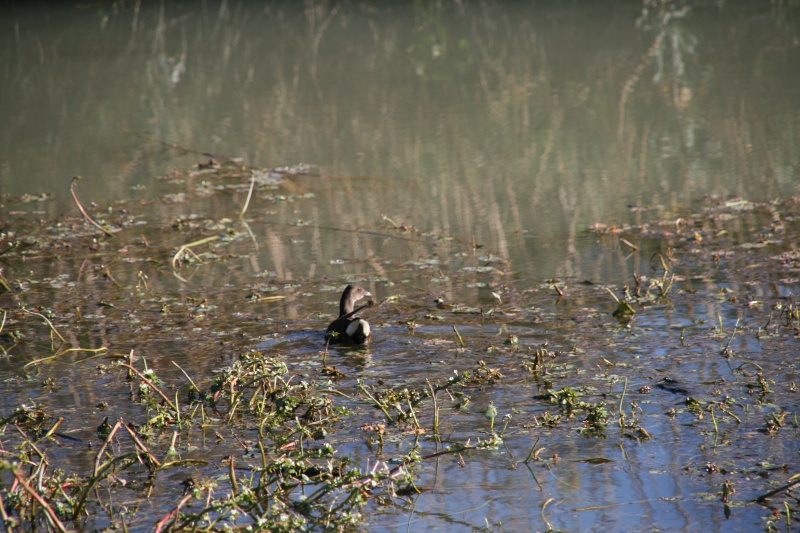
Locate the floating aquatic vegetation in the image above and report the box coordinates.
[4,162,800,530]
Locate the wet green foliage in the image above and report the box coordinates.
[0,346,515,531]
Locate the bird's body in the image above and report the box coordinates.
[325,284,372,345]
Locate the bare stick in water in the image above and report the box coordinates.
[240,174,256,217]
[70,176,115,237]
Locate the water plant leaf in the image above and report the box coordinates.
[572,457,614,464]
[612,301,636,317]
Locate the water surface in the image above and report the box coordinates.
[1,1,800,531]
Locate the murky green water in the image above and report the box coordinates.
[2,2,800,531]
[4,0,799,283]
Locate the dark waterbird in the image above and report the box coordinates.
[325,284,373,345]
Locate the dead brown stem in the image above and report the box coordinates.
[120,362,178,413]
[70,176,115,237]
[12,469,69,533]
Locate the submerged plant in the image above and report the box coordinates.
[578,402,609,438]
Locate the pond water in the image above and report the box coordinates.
[2,1,800,532]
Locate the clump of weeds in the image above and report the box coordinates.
[536,386,609,438]
[0,345,517,531]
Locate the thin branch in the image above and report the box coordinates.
[120,362,178,413]
[13,470,69,533]
[21,307,65,343]
[240,174,256,217]
[70,176,115,237]
[171,235,221,271]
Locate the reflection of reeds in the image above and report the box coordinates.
[3,2,795,287]
[618,32,663,142]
